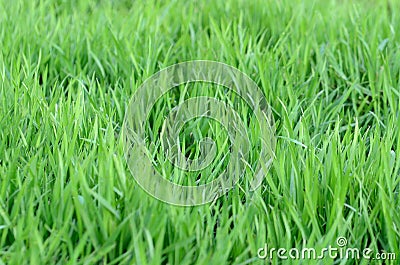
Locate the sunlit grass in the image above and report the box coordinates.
[0,0,399,264]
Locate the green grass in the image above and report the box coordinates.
[1,0,400,264]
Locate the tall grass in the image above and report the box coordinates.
[0,0,399,264]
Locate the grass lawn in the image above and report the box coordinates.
[1,0,400,264]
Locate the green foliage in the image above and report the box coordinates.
[0,0,399,264]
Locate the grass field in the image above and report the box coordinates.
[1,0,400,264]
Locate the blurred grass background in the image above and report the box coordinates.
[0,0,399,264]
